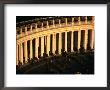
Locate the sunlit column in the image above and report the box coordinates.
[65,32,67,52]
[16,44,18,65]
[47,21,49,29]
[41,36,44,57]
[71,31,73,52]
[91,30,94,49]
[20,43,23,64]
[72,18,74,26]
[30,39,33,59]
[53,33,56,54]
[65,18,67,26]
[47,35,50,56]
[35,23,37,31]
[59,32,62,54]
[85,16,87,24]
[20,27,22,34]
[25,26,27,34]
[84,30,88,50]
[42,23,43,30]
[35,37,39,58]
[53,19,55,27]
[78,30,81,50]
[78,17,81,24]
[59,19,61,27]
[24,41,27,63]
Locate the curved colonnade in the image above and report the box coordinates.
[16,16,94,65]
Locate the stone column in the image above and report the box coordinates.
[24,41,27,63]
[35,37,39,58]
[42,23,43,30]
[53,19,55,27]
[71,31,73,52]
[65,18,67,26]
[53,33,56,54]
[20,43,23,64]
[30,39,33,59]
[25,26,27,34]
[59,32,62,54]
[41,36,44,57]
[20,27,22,34]
[78,30,81,50]
[47,34,50,56]
[35,23,37,31]
[85,16,87,24]
[91,30,94,49]
[59,19,61,27]
[78,17,80,24]
[84,30,88,50]
[65,32,67,52]
[72,18,74,26]
[47,21,49,29]
[16,44,18,65]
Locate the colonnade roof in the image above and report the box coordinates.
[16,16,93,27]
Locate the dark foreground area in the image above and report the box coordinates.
[16,50,94,74]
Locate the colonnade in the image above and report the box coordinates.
[16,16,94,65]
[16,29,94,65]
